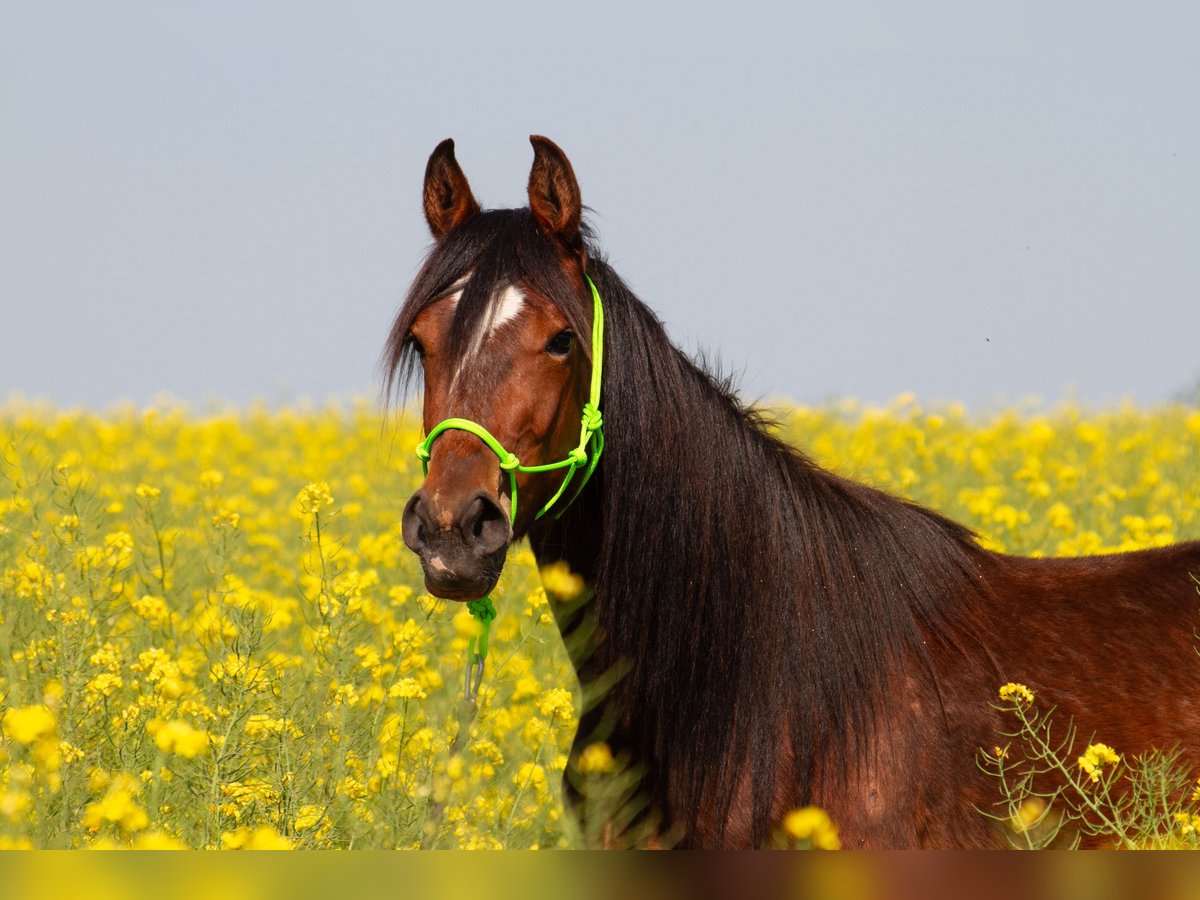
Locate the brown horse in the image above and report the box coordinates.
[384,136,1200,848]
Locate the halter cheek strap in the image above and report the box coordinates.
[414,273,606,524]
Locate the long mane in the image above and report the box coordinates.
[384,209,995,846]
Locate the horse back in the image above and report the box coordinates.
[826,541,1200,848]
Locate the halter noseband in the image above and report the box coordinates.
[414,274,606,524]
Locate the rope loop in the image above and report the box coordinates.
[414,443,431,462]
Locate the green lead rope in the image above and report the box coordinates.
[464,596,496,704]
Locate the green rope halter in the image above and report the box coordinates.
[415,274,605,703]
[414,273,606,524]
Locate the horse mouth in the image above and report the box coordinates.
[418,551,504,601]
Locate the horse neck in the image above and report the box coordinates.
[527,269,986,844]
[527,279,812,710]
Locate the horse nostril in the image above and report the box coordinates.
[401,490,433,554]
[462,492,510,555]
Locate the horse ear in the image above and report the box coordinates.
[423,139,480,238]
[527,135,582,247]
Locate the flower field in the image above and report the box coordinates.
[1,397,1198,849]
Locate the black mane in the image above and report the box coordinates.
[384,208,992,846]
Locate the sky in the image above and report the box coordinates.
[2,2,1198,411]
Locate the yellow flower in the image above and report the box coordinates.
[536,687,575,721]
[2,705,57,745]
[294,805,328,832]
[220,778,280,812]
[998,683,1035,705]
[781,806,841,850]
[1,791,31,822]
[131,831,188,850]
[152,720,210,758]
[336,776,368,801]
[134,483,161,501]
[83,776,148,833]
[1010,798,1046,833]
[7,560,57,601]
[513,762,547,789]
[539,560,584,599]
[220,825,293,850]
[294,481,333,516]
[103,531,135,568]
[84,672,124,701]
[244,714,301,740]
[1174,812,1197,835]
[1078,743,1120,784]
[132,593,171,628]
[198,469,224,489]
[577,742,615,774]
[388,678,426,701]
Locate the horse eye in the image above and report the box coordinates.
[545,330,574,356]
[407,335,426,358]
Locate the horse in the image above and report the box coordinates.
[383,136,1200,848]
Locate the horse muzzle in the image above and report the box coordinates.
[401,488,511,600]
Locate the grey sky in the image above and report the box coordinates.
[3,2,1198,411]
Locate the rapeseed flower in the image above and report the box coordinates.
[1010,798,1046,833]
[83,776,148,833]
[781,806,841,850]
[151,720,210,758]
[1078,743,1120,784]
[294,481,333,516]
[576,742,615,774]
[221,825,293,850]
[2,705,56,745]
[536,688,574,721]
[389,678,427,701]
[998,683,1035,706]
[539,561,584,599]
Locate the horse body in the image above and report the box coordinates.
[388,137,1200,848]
[814,546,1200,849]
[525,271,1200,846]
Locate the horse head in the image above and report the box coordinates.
[387,136,599,600]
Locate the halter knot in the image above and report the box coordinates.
[466,595,497,624]
[581,403,603,432]
[568,447,588,466]
[498,453,520,471]
[414,443,431,463]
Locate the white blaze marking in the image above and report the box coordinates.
[451,283,527,388]
[442,274,469,308]
[488,285,525,334]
